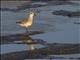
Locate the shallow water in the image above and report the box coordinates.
[1,44,44,54]
[1,1,80,59]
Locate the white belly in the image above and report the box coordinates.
[19,23,32,28]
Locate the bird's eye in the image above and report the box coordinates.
[30,13,32,14]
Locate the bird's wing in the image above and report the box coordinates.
[16,18,28,24]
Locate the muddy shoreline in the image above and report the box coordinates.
[0,31,44,44]
[1,32,80,59]
[1,44,80,60]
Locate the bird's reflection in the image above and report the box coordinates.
[12,31,47,50]
[21,34,37,50]
[18,32,49,58]
[1,31,48,59]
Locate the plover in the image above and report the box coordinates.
[16,11,35,32]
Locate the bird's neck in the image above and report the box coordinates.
[28,14,34,21]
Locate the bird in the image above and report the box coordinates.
[16,11,35,32]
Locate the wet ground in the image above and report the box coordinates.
[1,0,80,60]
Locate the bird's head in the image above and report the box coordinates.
[29,12,35,16]
[29,11,38,17]
[29,8,39,16]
